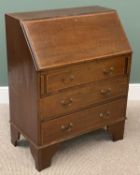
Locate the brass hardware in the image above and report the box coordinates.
[69,75,75,81]
[103,66,114,75]
[100,88,112,95]
[61,74,74,82]
[99,113,104,118]
[99,110,111,119]
[61,98,73,107]
[61,122,73,131]
[105,111,111,119]
[61,125,65,130]
[106,110,111,116]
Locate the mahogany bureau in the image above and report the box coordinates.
[5,6,132,171]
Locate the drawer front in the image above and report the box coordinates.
[40,76,128,120]
[41,99,126,145]
[42,56,126,95]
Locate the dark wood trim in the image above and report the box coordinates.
[10,124,20,146]
[30,143,59,171]
[107,120,125,141]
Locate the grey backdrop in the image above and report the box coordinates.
[0,0,139,86]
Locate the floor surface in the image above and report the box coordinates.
[0,101,140,175]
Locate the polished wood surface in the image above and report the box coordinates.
[41,99,126,145]
[30,143,59,171]
[45,56,126,94]
[7,6,112,20]
[107,120,125,141]
[21,11,131,70]
[10,124,20,146]
[40,76,128,121]
[5,15,40,144]
[6,6,132,171]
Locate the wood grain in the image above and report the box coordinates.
[45,56,126,94]
[41,99,126,145]
[5,15,40,145]
[40,76,128,121]
[6,6,132,171]
[21,11,131,70]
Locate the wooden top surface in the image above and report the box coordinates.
[9,6,132,71]
[8,6,113,20]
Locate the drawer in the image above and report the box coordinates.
[40,76,128,121]
[41,99,126,145]
[41,56,126,95]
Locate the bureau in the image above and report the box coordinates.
[5,6,132,171]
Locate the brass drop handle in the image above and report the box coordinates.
[103,66,114,75]
[99,111,111,119]
[61,122,73,132]
[61,74,75,83]
[69,74,75,81]
[61,98,73,107]
[100,88,112,95]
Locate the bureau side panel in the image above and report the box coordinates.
[5,15,40,145]
[124,55,132,116]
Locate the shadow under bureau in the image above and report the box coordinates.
[5,6,132,171]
